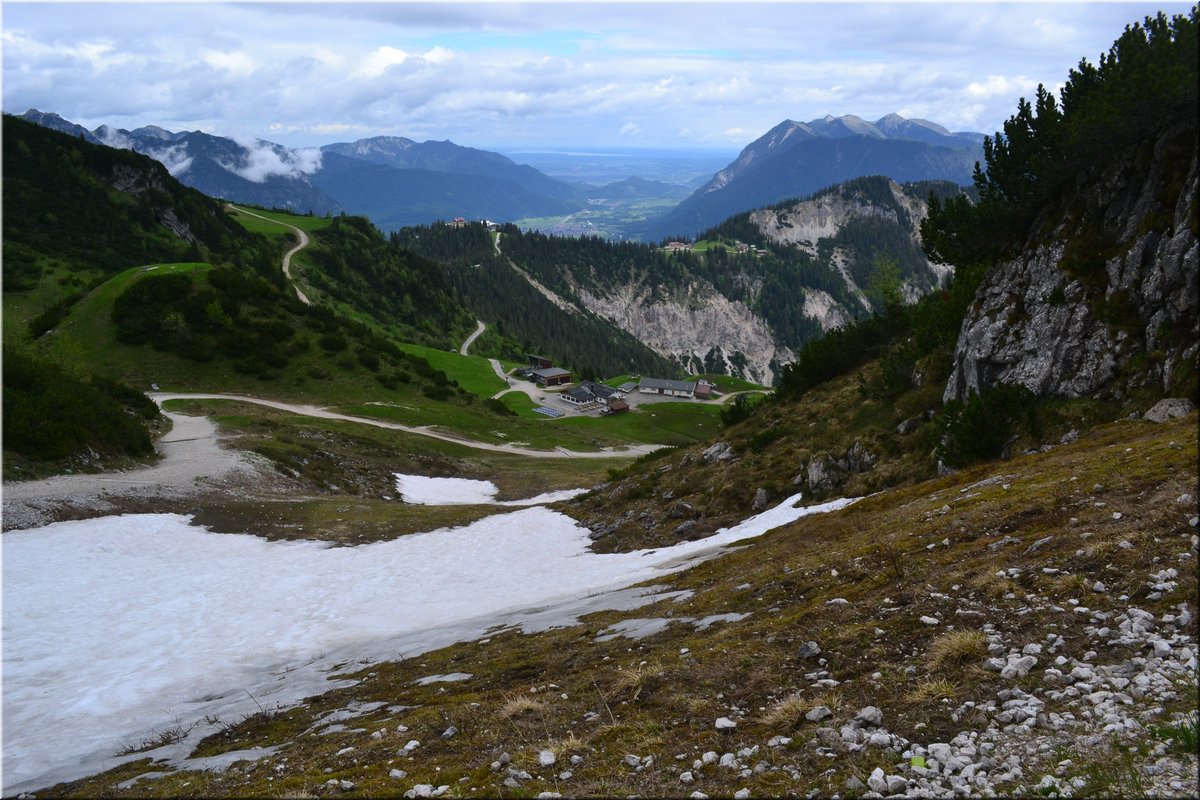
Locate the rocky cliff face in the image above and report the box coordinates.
[946,124,1199,403]
[574,281,793,384]
[748,178,946,316]
[563,178,948,384]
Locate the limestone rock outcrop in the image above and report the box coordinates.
[946,124,1198,403]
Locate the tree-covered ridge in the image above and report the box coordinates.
[303,215,476,350]
[921,8,1198,268]
[392,223,679,378]
[1,115,279,293]
[480,177,956,353]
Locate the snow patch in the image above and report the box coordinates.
[2,493,852,793]
[394,474,588,506]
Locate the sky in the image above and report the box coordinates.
[2,1,1193,151]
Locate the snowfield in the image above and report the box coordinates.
[1,481,853,794]
[393,474,590,506]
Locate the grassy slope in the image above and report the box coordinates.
[48,412,1198,798]
[23,245,718,464]
[226,206,334,236]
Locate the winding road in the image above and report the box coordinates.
[2,391,663,529]
[459,319,486,355]
[231,205,312,305]
[150,393,662,459]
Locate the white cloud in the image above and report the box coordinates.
[966,74,1037,99]
[151,144,194,177]
[2,1,1192,149]
[201,50,257,78]
[358,45,412,78]
[94,126,193,177]
[220,137,323,183]
[618,121,641,137]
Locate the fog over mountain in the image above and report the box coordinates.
[21,109,983,239]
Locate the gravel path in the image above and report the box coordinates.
[148,392,661,458]
[2,411,255,531]
[459,319,486,355]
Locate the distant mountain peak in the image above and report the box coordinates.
[641,111,984,240]
[19,108,100,143]
[131,125,179,141]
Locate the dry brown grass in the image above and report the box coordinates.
[925,629,988,672]
[759,692,810,729]
[903,678,961,705]
[544,732,585,756]
[609,662,663,702]
[497,692,547,720]
[759,690,845,730]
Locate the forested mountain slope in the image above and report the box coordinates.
[1,117,493,476]
[397,176,961,385]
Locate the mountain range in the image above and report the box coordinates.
[636,114,983,240]
[21,109,982,239]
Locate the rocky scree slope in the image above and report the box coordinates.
[573,280,792,386]
[946,122,1198,404]
[746,178,954,311]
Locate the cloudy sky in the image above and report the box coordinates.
[3,1,1191,151]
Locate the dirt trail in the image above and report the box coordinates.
[147,393,661,459]
[2,411,254,531]
[231,205,312,305]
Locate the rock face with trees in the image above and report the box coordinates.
[925,10,1198,404]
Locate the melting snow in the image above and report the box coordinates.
[2,489,853,793]
[413,672,474,685]
[394,474,588,506]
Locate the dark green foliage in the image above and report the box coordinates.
[486,398,516,417]
[776,313,903,399]
[110,268,295,368]
[305,216,475,350]
[859,340,920,401]
[2,345,159,465]
[937,383,1040,468]
[922,9,1198,268]
[1,115,279,293]
[28,291,86,337]
[719,394,755,427]
[776,260,985,402]
[394,223,679,378]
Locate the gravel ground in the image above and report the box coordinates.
[1,411,259,531]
